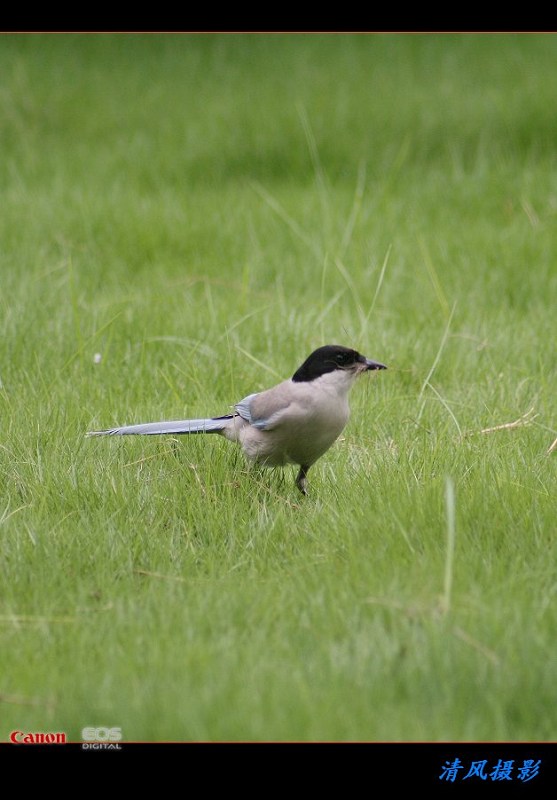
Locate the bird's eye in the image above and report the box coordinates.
[335,352,348,364]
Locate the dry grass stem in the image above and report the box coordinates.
[463,407,538,438]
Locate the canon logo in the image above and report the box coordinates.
[10,730,66,744]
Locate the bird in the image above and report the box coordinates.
[87,344,387,494]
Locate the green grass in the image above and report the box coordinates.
[1,32,556,742]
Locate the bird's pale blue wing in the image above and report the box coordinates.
[235,388,291,431]
[234,393,261,425]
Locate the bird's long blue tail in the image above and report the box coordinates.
[87,415,233,436]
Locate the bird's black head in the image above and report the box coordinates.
[292,345,387,383]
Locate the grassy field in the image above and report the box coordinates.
[0,32,556,743]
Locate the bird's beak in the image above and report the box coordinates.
[364,358,387,371]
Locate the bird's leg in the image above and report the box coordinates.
[295,464,310,496]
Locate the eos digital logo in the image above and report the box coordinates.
[81,726,123,750]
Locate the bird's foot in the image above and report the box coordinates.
[295,465,310,496]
